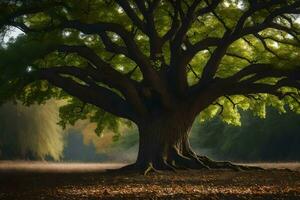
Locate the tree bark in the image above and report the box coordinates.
[118,109,212,173]
[115,108,263,174]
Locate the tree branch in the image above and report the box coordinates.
[115,0,147,33]
[61,20,171,107]
[0,1,66,29]
[132,0,163,60]
[167,0,221,95]
[10,18,172,108]
[191,1,300,88]
[49,45,148,116]
[226,52,253,64]
[254,33,284,59]
[37,67,137,121]
[98,31,129,57]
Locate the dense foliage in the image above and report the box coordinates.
[193,109,300,161]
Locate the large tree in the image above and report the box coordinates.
[1,0,300,173]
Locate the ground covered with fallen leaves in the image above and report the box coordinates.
[0,163,300,199]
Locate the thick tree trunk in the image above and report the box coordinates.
[120,110,211,173]
[136,118,198,170]
[116,109,263,174]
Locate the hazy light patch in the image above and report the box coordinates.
[0,101,64,161]
[0,161,125,173]
[223,1,230,8]
[1,27,24,47]
[270,41,279,49]
[136,35,143,40]
[222,0,246,10]
[118,65,124,71]
[237,1,246,10]
[26,66,33,73]
[129,3,135,9]
[62,30,72,37]
[111,33,120,42]
[62,7,68,14]
[286,34,294,39]
[79,32,86,39]
[117,6,123,14]
[88,37,93,42]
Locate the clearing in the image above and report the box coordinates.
[0,162,299,200]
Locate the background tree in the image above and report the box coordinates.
[1,0,300,173]
[192,109,300,161]
[0,101,64,160]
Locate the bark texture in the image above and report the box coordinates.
[135,111,198,171]
[115,108,263,174]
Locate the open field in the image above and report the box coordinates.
[0,162,300,200]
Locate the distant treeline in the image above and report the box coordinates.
[1,103,299,162]
[191,109,300,162]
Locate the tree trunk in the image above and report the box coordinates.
[116,109,263,174]
[126,110,212,172]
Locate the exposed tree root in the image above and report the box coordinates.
[155,159,177,172]
[107,152,263,175]
[195,155,264,171]
[143,163,162,175]
[106,162,162,175]
[171,152,210,170]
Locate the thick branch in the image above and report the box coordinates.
[227,79,300,96]
[186,37,221,57]
[50,45,148,116]
[37,67,137,121]
[162,1,180,42]
[61,21,171,107]
[200,42,230,83]
[168,0,221,95]
[98,32,129,57]
[219,64,300,98]
[133,0,163,59]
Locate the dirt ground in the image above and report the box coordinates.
[0,162,300,200]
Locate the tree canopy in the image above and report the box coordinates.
[1,0,300,135]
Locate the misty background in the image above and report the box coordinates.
[0,101,299,163]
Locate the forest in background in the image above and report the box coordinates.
[109,108,300,162]
[1,103,299,162]
[191,108,300,161]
